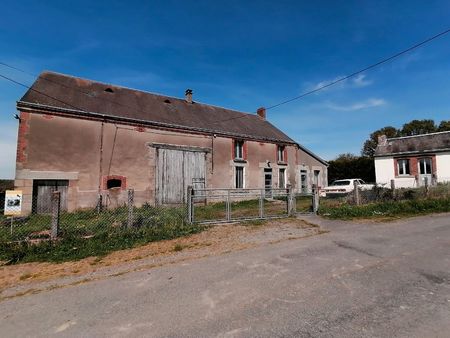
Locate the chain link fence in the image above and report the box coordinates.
[1,189,191,248]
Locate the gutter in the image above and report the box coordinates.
[17,101,298,146]
[374,148,450,158]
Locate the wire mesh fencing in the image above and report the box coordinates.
[188,187,315,224]
[320,178,450,208]
[0,189,192,247]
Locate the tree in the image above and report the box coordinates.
[399,119,436,136]
[361,126,398,158]
[328,153,375,183]
[437,120,450,132]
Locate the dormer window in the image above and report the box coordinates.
[234,140,244,160]
[277,145,286,163]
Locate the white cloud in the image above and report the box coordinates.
[307,73,373,93]
[0,117,19,178]
[352,74,372,88]
[310,76,346,91]
[326,98,386,111]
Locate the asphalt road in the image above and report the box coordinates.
[1,214,450,337]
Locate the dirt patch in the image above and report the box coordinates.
[0,218,321,298]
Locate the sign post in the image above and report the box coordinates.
[4,190,22,216]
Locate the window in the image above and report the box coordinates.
[235,167,244,189]
[397,159,410,176]
[419,158,432,175]
[279,168,286,188]
[277,145,286,162]
[234,140,244,160]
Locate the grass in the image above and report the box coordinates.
[319,197,450,220]
[0,204,204,265]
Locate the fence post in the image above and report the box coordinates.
[287,184,294,216]
[127,189,134,228]
[226,190,231,222]
[312,184,319,213]
[187,185,193,224]
[390,179,396,199]
[424,177,429,196]
[259,189,264,218]
[353,180,361,205]
[51,191,61,239]
[97,194,103,213]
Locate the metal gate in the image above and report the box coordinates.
[156,147,206,204]
[187,187,317,224]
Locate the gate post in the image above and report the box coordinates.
[127,189,134,228]
[312,184,319,213]
[51,191,61,239]
[287,184,294,216]
[187,185,193,224]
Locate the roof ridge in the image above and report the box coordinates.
[387,130,450,141]
[39,71,255,120]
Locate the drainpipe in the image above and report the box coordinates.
[98,121,105,194]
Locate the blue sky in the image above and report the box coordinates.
[1,0,450,178]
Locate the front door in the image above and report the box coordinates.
[264,168,272,198]
[418,158,432,186]
[300,170,308,194]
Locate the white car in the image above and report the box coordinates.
[320,179,374,197]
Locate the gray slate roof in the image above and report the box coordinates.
[375,131,450,157]
[18,71,295,144]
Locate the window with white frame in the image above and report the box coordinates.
[397,159,410,175]
[279,168,286,188]
[277,145,285,162]
[235,166,244,189]
[418,158,432,175]
[234,140,244,160]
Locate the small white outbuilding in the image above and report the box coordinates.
[374,131,450,188]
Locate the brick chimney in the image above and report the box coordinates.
[185,89,193,103]
[257,107,266,120]
[377,134,388,146]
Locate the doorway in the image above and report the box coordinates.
[264,168,272,198]
[418,158,432,186]
[32,180,69,214]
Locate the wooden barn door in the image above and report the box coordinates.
[156,148,206,204]
[33,180,69,213]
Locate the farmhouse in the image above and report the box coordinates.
[374,131,450,188]
[14,71,328,214]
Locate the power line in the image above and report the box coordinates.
[0,73,83,111]
[0,62,176,125]
[266,27,450,110]
[2,26,450,128]
[208,27,450,126]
